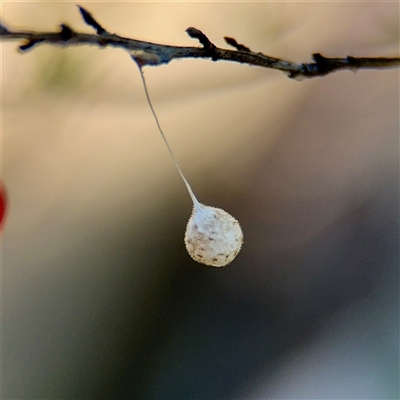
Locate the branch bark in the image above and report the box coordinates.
[1,5,399,80]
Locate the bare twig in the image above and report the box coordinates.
[1,5,399,79]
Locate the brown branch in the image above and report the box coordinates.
[1,5,399,80]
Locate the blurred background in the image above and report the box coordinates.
[1,2,399,399]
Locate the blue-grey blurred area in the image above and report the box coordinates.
[1,3,399,399]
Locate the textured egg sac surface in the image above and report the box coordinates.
[184,203,243,267]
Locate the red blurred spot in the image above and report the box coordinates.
[0,184,6,230]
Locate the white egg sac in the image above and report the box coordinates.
[184,203,243,267]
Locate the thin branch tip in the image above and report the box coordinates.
[77,5,108,35]
[224,37,251,52]
[185,27,217,59]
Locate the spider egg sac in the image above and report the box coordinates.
[185,203,243,267]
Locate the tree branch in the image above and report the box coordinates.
[1,5,399,80]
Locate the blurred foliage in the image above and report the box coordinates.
[33,49,87,93]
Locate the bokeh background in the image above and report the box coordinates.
[1,2,399,399]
